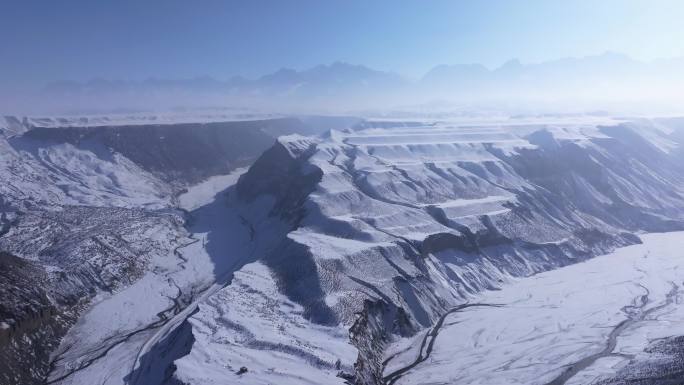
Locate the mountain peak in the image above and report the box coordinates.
[497,58,523,71]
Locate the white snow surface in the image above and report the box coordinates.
[178,168,248,211]
[386,231,684,385]
[174,262,356,385]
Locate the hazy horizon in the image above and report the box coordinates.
[3,51,684,116]
[3,0,684,115]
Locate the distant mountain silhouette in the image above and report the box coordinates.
[39,54,684,113]
[45,62,407,98]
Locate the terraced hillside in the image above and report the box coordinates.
[172,118,684,385]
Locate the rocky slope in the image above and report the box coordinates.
[0,251,75,385]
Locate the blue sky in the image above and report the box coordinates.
[2,0,684,86]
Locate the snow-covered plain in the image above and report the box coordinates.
[385,231,684,385]
[178,168,247,211]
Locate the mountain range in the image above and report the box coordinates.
[5,113,684,385]
[35,53,684,114]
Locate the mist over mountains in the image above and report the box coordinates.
[16,52,684,115]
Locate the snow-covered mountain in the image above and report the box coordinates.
[0,115,354,385]
[168,117,684,385]
[4,114,684,385]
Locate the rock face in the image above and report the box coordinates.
[0,251,73,385]
[173,118,684,385]
[0,116,339,385]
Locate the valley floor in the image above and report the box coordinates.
[384,232,684,385]
[45,169,251,385]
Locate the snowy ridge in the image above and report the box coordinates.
[173,118,684,384]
